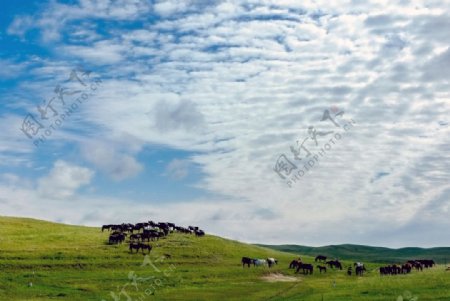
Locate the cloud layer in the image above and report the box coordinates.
[0,0,449,247]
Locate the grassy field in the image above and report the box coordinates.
[0,216,449,301]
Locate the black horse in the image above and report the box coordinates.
[296,263,313,274]
[129,233,141,241]
[139,243,152,254]
[109,233,125,244]
[315,255,327,262]
[102,225,112,232]
[242,257,253,268]
[289,259,301,269]
[326,260,342,270]
[356,265,366,276]
[317,265,327,273]
[195,230,205,237]
[129,242,141,253]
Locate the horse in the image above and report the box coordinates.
[289,259,301,269]
[326,260,342,270]
[108,234,119,244]
[109,233,125,244]
[242,257,253,268]
[315,255,327,262]
[139,243,152,254]
[296,263,313,275]
[267,258,278,268]
[417,259,435,268]
[317,265,327,273]
[129,233,141,241]
[168,222,176,231]
[195,230,205,237]
[253,259,267,267]
[401,263,412,274]
[347,266,352,276]
[129,242,141,253]
[102,225,112,232]
[354,262,365,275]
[355,265,366,276]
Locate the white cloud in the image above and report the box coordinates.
[37,160,94,199]
[164,159,190,180]
[80,140,143,181]
[6,15,34,37]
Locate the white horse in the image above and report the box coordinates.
[253,259,267,267]
[354,262,364,268]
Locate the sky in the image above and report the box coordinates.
[0,0,449,248]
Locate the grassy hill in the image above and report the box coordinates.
[257,244,450,264]
[0,216,449,301]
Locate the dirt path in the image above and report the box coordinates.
[261,273,300,282]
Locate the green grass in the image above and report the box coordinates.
[1,216,449,300]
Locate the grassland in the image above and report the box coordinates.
[0,216,449,301]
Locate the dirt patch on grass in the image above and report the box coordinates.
[261,273,300,282]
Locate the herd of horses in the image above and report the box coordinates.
[379,259,435,275]
[242,254,437,277]
[102,221,205,254]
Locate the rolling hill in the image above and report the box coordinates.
[256,244,450,264]
[1,216,449,301]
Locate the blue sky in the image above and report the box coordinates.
[0,0,449,248]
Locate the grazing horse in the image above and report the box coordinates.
[267,258,278,268]
[129,242,141,253]
[317,265,327,273]
[129,233,141,241]
[417,259,435,268]
[401,263,412,274]
[253,259,267,267]
[355,265,366,276]
[315,255,327,262]
[326,260,342,270]
[195,230,205,237]
[109,233,125,244]
[354,262,365,276]
[242,257,253,268]
[109,234,119,244]
[289,259,301,269]
[296,263,313,275]
[139,243,152,254]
